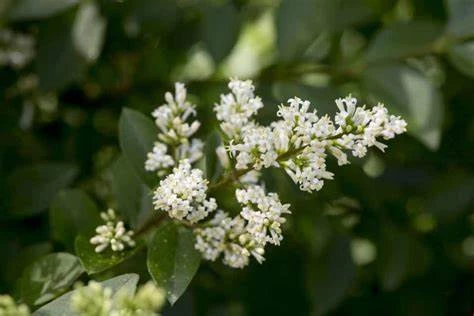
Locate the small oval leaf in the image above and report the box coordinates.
[119,108,159,188]
[447,41,474,79]
[365,21,442,63]
[8,0,79,20]
[147,221,201,305]
[21,253,84,306]
[50,189,101,250]
[109,155,153,229]
[33,274,139,316]
[3,163,78,218]
[75,235,143,275]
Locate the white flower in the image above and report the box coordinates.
[236,185,291,246]
[90,209,136,253]
[176,138,204,163]
[145,142,175,172]
[145,82,203,174]
[216,145,230,169]
[214,79,263,138]
[72,281,166,316]
[153,160,216,223]
[152,83,200,142]
[229,124,278,170]
[335,95,358,126]
[194,185,290,268]
[239,170,261,184]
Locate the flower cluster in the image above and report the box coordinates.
[0,29,35,69]
[71,281,165,316]
[194,185,290,268]
[145,83,203,175]
[214,79,263,139]
[71,281,113,316]
[0,295,29,316]
[143,79,406,269]
[153,160,217,223]
[90,209,136,253]
[116,282,166,315]
[215,80,407,192]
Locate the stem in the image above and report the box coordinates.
[208,130,355,192]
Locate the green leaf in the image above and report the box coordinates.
[72,1,106,63]
[50,189,101,250]
[8,0,79,20]
[276,0,386,60]
[147,221,201,305]
[365,21,442,63]
[110,155,153,228]
[126,0,178,32]
[204,131,222,182]
[276,0,328,60]
[33,274,139,316]
[75,235,142,275]
[201,2,240,63]
[447,41,474,78]
[119,108,159,189]
[428,176,474,222]
[363,63,443,150]
[20,253,84,306]
[447,0,474,38]
[311,236,356,315]
[3,163,78,218]
[377,225,430,290]
[37,14,87,91]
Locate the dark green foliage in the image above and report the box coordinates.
[1,0,474,315]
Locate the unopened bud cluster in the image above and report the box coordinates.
[90,209,136,253]
[0,295,29,316]
[71,281,165,316]
[144,79,406,268]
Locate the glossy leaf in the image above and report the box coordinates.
[276,0,326,60]
[377,225,430,290]
[119,108,159,188]
[3,163,78,218]
[109,155,153,228]
[33,274,139,316]
[204,131,222,182]
[311,236,356,315]
[201,2,240,63]
[37,14,87,91]
[276,0,385,60]
[447,41,474,79]
[75,235,142,275]
[20,253,84,306]
[147,221,201,305]
[72,1,106,63]
[50,189,101,249]
[365,21,442,63]
[363,63,443,150]
[8,0,79,20]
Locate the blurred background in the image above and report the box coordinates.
[1,0,474,315]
